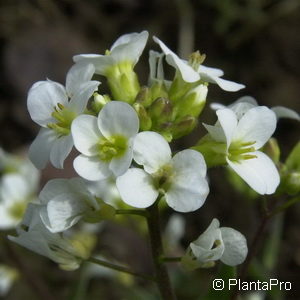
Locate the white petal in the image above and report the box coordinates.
[65,62,96,97]
[153,36,200,82]
[233,96,258,106]
[41,193,86,233]
[73,155,111,181]
[234,106,277,149]
[198,65,224,77]
[200,73,245,91]
[109,142,133,176]
[203,123,226,143]
[27,81,68,126]
[111,31,149,65]
[172,149,207,178]
[50,134,73,169]
[166,150,209,212]
[73,54,113,75]
[71,115,101,156]
[227,151,280,195]
[98,101,139,139]
[210,102,226,111]
[69,80,100,114]
[272,106,300,121]
[220,227,248,266]
[149,50,165,83]
[133,131,171,174]
[29,128,57,169]
[116,168,158,208]
[216,108,238,148]
[39,178,71,204]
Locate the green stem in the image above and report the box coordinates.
[115,209,149,218]
[268,196,300,217]
[160,256,182,263]
[87,257,154,281]
[146,202,177,300]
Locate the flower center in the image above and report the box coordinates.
[153,163,174,193]
[47,103,77,137]
[228,141,257,162]
[188,51,206,71]
[8,201,27,221]
[97,135,127,162]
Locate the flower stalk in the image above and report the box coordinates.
[146,201,177,300]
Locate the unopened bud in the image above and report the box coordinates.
[149,82,168,102]
[135,86,152,108]
[133,103,152,131]
[148,97,173,124]
[171,116,197,139]
[283,171,300,195]
[174,84,208,119]
[92,93,111,113]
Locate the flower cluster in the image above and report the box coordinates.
[7,30,299,273]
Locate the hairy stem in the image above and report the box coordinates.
[87,257,154,281]
[146,202,177,300]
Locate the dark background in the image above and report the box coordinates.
[0,0,299,299]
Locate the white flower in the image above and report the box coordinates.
[116,131,209,212]
[85,177,121,208]
[0,265,18,297]
[211,96,300,121]
[153,37,245,92]
[204,106,280,194]
[73,31,149,76]
[0,174,37,230]
[27,62,100,169]
[9,204,88,271]
[71,101,139,181]
[39,178,100,233]
[184,218,247,268]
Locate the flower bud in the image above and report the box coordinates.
[282,171,300,195]
[148,97,173,124]
[174,84,208,119]
[133,103,152,131]
[135,86,152,107]
[171,116,197,139]
[92,93,111,113]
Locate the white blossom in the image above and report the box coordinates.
[153,37,245,91]
[0,174,38,230]
[73,31,148,76]
[184,218,247,268]
[211,96,300,121]
[39,178,100,233]
[116,131,209,212]
[204,106,280,194]
[9,204,88,271]
[27,62,100,169]
[71,101,139,181]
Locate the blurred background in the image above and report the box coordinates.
[0,0,299,299]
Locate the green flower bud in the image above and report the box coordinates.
[171,116,197,139]
[133,103,152,131]
[135,86,152,108]
[192,135,227,167]
[149,81,169,102]
[282,172,300,195]
[174,84,208,119]
[148,97,173,124]
[92,93,111,113]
